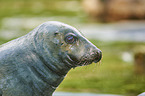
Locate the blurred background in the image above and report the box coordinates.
[0,0,145,96]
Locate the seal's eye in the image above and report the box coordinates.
[65,35,76,44]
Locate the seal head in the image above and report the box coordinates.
[34,21,102,68]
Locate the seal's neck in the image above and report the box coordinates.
[26,32,72,95]
[30,50,71,95]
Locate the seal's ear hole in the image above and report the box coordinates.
[54,32,59,36]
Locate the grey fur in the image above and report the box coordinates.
[0,21,102,96]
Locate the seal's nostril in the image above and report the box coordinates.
[94,51,102,63]
[98,51,102,61]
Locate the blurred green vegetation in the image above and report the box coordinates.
[0,0,82,19]
[0,0,145,96]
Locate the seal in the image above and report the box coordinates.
[0,21,102,96]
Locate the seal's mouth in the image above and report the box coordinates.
[60,52,78,68]
[67,51,102,66]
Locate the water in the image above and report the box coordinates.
[1,17,145,42]
[1,0,145,42]
[80,21,145,42]
[53,92,123,96]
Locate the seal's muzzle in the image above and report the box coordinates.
[65,36,102,67]
[92,49,102,63]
